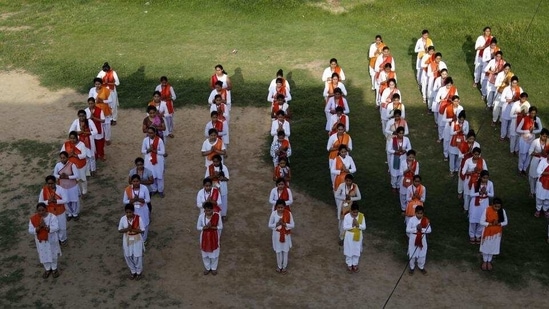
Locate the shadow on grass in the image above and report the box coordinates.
[462,35,476,78]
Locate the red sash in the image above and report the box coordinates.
[467,158,484,189]
[478,36,492,57]
[92,107,103,134]
[160,84,174,114]
[378,55,393,72]
[149,137,160,165]
[128,215,141,235]
[273,166,291,182]
[540,165,549,190]
[30,214,49,242]
[488,59,504,83]
[208,164,220,184]
[208,188,222,213]
[42,186,65,215]
[330,115,347,135]
[78,120,92,149]
[278,210,292,243]
[459,152,474,180]
[439,86,456,115]
[213,120,224,133]
[414,217,429,248]
[402,160,417,188]
[64,141,86,169]
[216,104,226,121]
[201,213,220,252]
[102,70,116,90]
[511,86,521,102]
[474,183,488,206]
[450,122,464,147]
[210,74,219,89]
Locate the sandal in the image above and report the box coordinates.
[276,268,282,273]
[419,269,427,275]
[280,269,287,275]
[42,270,51,279]
[52,269,60,278]
[135,274,143,280]
[129,273,136,280]
[408,268,414,276]
[211,270,218,276]
[486,262,493,271]
[481,262,487,271]
[347,266,353,274]
[203,270,210,275]
[353,266,359,273]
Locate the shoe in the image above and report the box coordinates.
[499,138,505,142]
[486,262,493,271]
[111,120,117,126]
[135,274,143,280]
[52,269,60,278]
[42,270,52,279]
[443,157,448,162]
[408,268,414,275]
[475,238,481,245]
[203,269,210,275]
[67,216,73,221]
[168,134,174,138]
[106,140,112,146]
[280,269,287,275]
[73,216,80,221]
[491,122,496,127]
[60,240,68,247]
[211,270,218,276]
[222,216,227,222]
[534,211,541,218]
[352,266,359,273]
[338,239,344,246]
[276,268,282,273]
[481,262,487,271]
[158,192,165,198]
[419,268,427,275]
[347,266,353,274]
[469,238,476,245]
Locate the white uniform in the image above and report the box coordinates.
[141,136,165,193]
[342,213,366,267]
[406,216,431,270]
[118,214,145,275]
[28,213,62,271]
[468,181,494,240]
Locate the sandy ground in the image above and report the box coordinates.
[0,71,546,308]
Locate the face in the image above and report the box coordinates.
[125,209,134,218]
[276,82,282,87]
[204,208,214,216]
[413,179,421,186]
[59,154,68,164]
[503,67,510,74]
[46,178,56,189]
[339,148,348,157]
[214,97,222,105]
[153,94,161,102]
[541,133,548,142]
[446,83,453,89]
[393,98,400,104]
[441,71,448,79]
[88,101,95,108]
[350,210,359,217]
[382,49,390,56]
[389,81,395,88]
[209,132,218,140]
[337,126,345,134]
[481,174,489,183]
[161,80,167,86]
[334,92,341,98]
[215,84,222,91]
[435,56,442,63]
[135,161,144,169]
[37,206,47,217]
[511,80,518,87]
[148,109,156,117]
[330,61,337,68]
[415,211,424,220]
[277,114,285,121]
[345,178,353,186]
[94,81,102,89]
[69,134,78,144]
[484,28,491,36]
[467,136,475,143]
[277,135,285,142]
[211,115,218,122]
[453,99,460,106]
[276,204,285,212]
[279,160,287,168]
[277,182,285,189]
[530,110,537,118]
[375,37,382,44]
[397,131,404,138]
[492,203,501,211]
[131,178,140,187]
[519,97,528,103]
[276,98,284,105]
[332,76,339,83]
[472,152,481,160]
[215,67,222,75]
[495,54,502,61]
[147,129,156,139]
[212,158,221,166]
[422,33,429,39]
[204,182,212,191]
[407,154,415,161]
[78,113,86,121]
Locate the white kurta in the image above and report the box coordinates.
[28,213,61,263]
[197,213,223,258]
[342,213,366,257]
[270,120,291,137]
[406,216,431,258]
[269,187,294,208]
[141,136,165,179]
[68,118,98,156]
[479,209,508,255]
[468,181,494,223]
[334,183,362,220]
[536,160,549,199]
[196,188,223,212]
[268,211,295,253]
[322,67,346,82]
[53,161,80,202]
[122,185,151,228]
[118,215,145,257]
[386,137,412,177]
[528,138,548,177]
[201,138,226,167]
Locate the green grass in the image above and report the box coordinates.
[1,0,549,287]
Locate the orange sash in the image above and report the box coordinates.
[216,104,226,121]
[128,215,141,235]
[278,210,292,243]
[540,165,549,190]
[64,141,86,169]
[273,165,291,182]
[273,187,291,211]
[207,138,224,161]
[102,70,116,90]
[467,158,484,189]
[511,86,521,102]
[402,160,417,188]
[439,86,457,115]
[30,214,49,242]
[429,59,440,78]
[78,120,92,149]
[450,122,464,147]
[333,156,348,191]
[330,115,347,135]
[329,134,350,160]
[369,43,385,68]
[482,207,502,238]
[208,164,220,184]
[406,185,424,217]
[378,71,396,96]
[160,84,174,114]
[42,186,65,216]
[201,213,220,252]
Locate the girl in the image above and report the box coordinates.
[469,170,494,244]
[123,175,151,242]
[53,151,80,221]
[330,144,357,191]
[448,111,469,175]
[268,199,295,274]
[61,131,88,196]
[197,202,223,275]
[343,202,366,273]
[269,178,293,211]
[335,175,362,244]
[479,198,508,271]
[205,155,229,221]
[118,204,145,280]
[387,127,412,192]
[141,127,166,197]
[28,202,61,279]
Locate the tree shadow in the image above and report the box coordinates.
[462,35,475,77]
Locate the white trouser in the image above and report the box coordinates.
[482,253,493,262]
[111,89,119,121]
[518,153,530,172]
[151,178,164,193]
[409,256,426,270]
[468,223,483,239]
[221,194,228,216]
[165,115,174,135]
[536,198,549,212]
[509,135,519,153]
[474,57,483,83]
[57,213,67,242]
[529,177,537,195]
[43,257,58,271]
[276,251,289,269]
[463,194,472,211]
[500,119,511,139]
[79,180,87,195]
[66,201,80,217]
[400,193,407,211]
[103,118,112,141]
[345,255,360,267]
[202,256,219,271]
[124,256,143,275]
[449,154,460,172]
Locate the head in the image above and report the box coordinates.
[415,206,424,219]
[68,131,78,144]
[466,130,476,143]
[147,105,157,117]
[276,178,286,189]
[278,158,287,168]
[451,95,460,106]
[329,58,338,67]
[344,174,354,186]
[160,76,168,85]
[77,109,87,121]
[519,92,529,103]
[214,81,223,91]
[130,174,141,187]
[413,175,422,186]
[472,147,482,159]
[125,204,135,218]
[392,93,400,103]
[36,202,48,217]
[396,126,405,137]
[350,202,360,217]
[434,52,442,63]
[383,63,392,72]
[421,29,429,38]
[275,199,286,212]
[87,97,96,108]
[45,175,56,189]
[494,50,502,61]
[276,94,286,104]
[483,26,491,36]
[444,77,454,88]
[336,123,346,134]
[375,35,383,43]
[203,178,213,190]
[458,110,466,122]
[382,46,390,55]
[338,144,349,157]
[334,87,343,98]
[480,170,489,183]
[335,106,344,116]
[59,151,69,164]
[440,69,448,79]
[276,69,284,78]
[210,111,219,122]
[208,128,219,140]
[407,149,416,161]
[214,94,223,105]
[277,130,286,142]
[203,202,214,216]
[529,106,537,118]
[540,128,549,141]
[215,64,225,74]
[102,62,111,72]
[502,63,511,74]
[147,126,157,139]
[387,78,397,88]
[93,77,102,89]
[212,154,222,167]
[153,91,161,102]
[393,109,402,120]
[276,110,286,120]
[134,157,145,169]
[510,76,519,87]
[331,73,340,83]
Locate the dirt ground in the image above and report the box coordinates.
[0,71,546,308]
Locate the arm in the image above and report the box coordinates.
[196,215,204,231]
[479,210,488,227]
[414,39,423,53]
[359,215,366,231]
[170,86,176,101]
[268,212,277,229]
[347,157,357,174]
[286,213,295,230]
[268,189,277,206]
[142,186,151,203]
[351,186,362,201]
[123,190,131,204]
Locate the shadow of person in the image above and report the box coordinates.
[117,65,148,103]
[408,37,418,73]
[231,67,244,87]
[462,35,475,77]
[287,71,296,90]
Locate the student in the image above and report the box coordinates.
[405,175,426,226]
[197,202,222,275]
[155,76,176,138]
[269,178,293,211]
[330,144,357,191]
[323,73,347,103]
[204,111,227,145]
[399,150,419,212]
[201,128,226,168]
[28,202,62,279]
[325,89,350,130]
[88,77,113,145]
[205,155,229,221]
[426,52,447,105]
[270,110,291,138]
[342,202,366,273]
[492,63,514,125]
[479,198,508,271]
[147,91,169,139]
[270,130,292,167]
[448,111,469,175]
[327,123,353,166]
[53,151,80,221]
[433,77,458,142]
[499,76,523,141]
[406,206,431,275]
[273,158,291,187]
[368,35,385,90]
[208,80,231,109]
[271,94,290,120]
[461,147,488,213]
[60,131,88,196]
[535,155,549,217]
[322,58,346,84]
[196,177,222,214]
[483,50,505,108]
[118,203,145,280]
[414,29,433,84]
[85,97,106,164]
[68,109,98,179]
[123,175,151,242]
[516,106,542,174]
[473,27,493,88]
[327,106,350,135]
[209,95,230,144]
[376,63,397,105]
[128,157,154,213]
[385,109,409,140]
[508,93,531,156]
[528,128,549,197]
[267,77,292,103]
[38,175,68,246]
[387,127,412,192]
[97,62,120,125]
[439,95,463,150]
[335,174,362,244]
[468,170,493,244]
[458,131,481,203]
[268,199,295,274]
[142,127,166,197]
[268,69,291,94]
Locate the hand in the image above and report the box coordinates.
[416,224,422,231]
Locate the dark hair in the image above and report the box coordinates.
[203,177,213,186]
[458,110,466,119]
[413,175,422,181]
[77,109,86,116]
[147,105,157,113]
[275,177,286,185]
[407,149,416,156]
[393,109,402,117]
[215,64,227,74]
[93,77,103,84]
[351,202,359,211]
[36,202,47,210]
[492,197,504,223]
[68,131,78,139]
[203,201,214,210]
[208,128,218,135]
[335,106,344,113]
[334,87,343,94]
[125,203,135,212]
[210,111,219,117]
[444,77,454,85]
[130,174,141,182]
[135,157,144,165]
[160,76,168,82]
[276,69,283,77]
[331,73,340,79]
[45,175,56,183]
[59,151,69,158]
[275,199,286,206]
[330,58,338,64]
[415,205,424,213]
[153,90,161,96]
[212,154,222,162]
[275,77,283,84]
[472,147,481,154]
[102,62,111,71]
[422,29,429,35]
[466,130,476,139]
[344,174,354,180]
[87,97,95,103]
[483,26,491,32]
[475,170,489,193]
